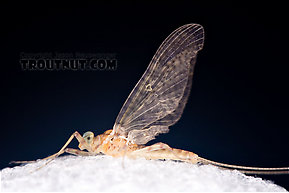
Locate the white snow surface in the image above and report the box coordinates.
[1,155,286,192]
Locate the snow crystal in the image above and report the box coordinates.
[1,155,286,191]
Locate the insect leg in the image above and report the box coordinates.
[64,148,95,156]
[11,131,84,164]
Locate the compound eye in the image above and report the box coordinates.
[83,131,94,144]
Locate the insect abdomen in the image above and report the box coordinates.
[128,142,199,164]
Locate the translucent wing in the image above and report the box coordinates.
[113,24,204,144]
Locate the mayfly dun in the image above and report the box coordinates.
[12,24,289,174]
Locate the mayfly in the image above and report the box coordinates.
[13,24,289,174]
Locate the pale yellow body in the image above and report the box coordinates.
[77,129,199,164]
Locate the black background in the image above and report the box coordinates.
[1,1,289,190]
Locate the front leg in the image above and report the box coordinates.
[11,131,87,164]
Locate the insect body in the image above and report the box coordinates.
[13,24,289,174]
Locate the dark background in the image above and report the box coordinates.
[1,1,289,190]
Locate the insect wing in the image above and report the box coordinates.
[113,24,204,144]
